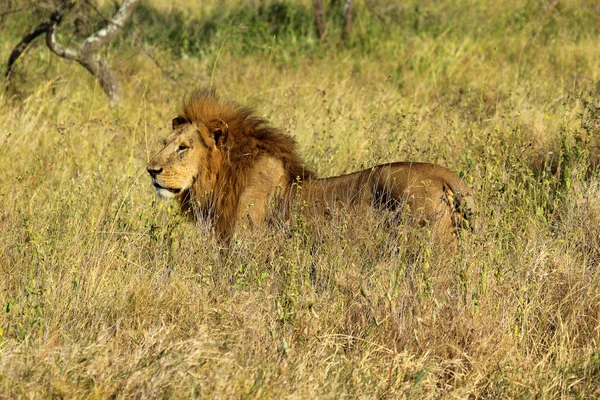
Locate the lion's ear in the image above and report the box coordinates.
[172,117,188,130]
[208,119,228,146]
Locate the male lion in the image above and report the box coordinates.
[147,89,475,245]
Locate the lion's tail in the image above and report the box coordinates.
[443,183,478,236]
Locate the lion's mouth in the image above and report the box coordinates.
[153,182,181,194]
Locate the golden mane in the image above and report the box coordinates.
[180,89,314,182]
[175,89,314,240]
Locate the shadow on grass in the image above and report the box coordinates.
[127,1,318,57]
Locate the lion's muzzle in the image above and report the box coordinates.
[147,165,182,199]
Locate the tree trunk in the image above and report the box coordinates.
[78,54,122,104]
[313,0,326,40]
[341,0,355,45]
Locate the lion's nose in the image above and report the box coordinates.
[146,166,163,178]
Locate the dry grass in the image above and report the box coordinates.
[1,0,600,398]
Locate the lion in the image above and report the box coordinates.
[146,89,475,245]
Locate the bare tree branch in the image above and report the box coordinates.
[6,22,50,77]
[7,0,140,105]
[6,2,74,77]
[46,22,79,60]
[81,0,139,55]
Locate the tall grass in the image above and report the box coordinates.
[1,0,599,397]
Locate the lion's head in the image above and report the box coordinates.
[146,117,227,200]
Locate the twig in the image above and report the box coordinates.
[0,7,24,18]
[82,0,111,24]
[141,47,181,86]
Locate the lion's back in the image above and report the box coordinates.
[298,162,475,238]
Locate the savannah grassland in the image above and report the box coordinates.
[1,0,600,397]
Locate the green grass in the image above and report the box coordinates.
[1,0,600,397]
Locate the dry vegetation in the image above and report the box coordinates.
[1,0,600,398]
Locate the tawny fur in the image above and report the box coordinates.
[147,89,475,245]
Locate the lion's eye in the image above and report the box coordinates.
[177,144,189,152]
